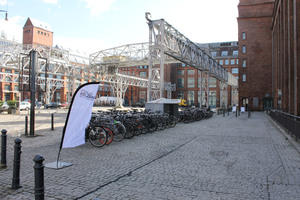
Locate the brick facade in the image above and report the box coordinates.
[272,0,300,115]
[237,0,275,111]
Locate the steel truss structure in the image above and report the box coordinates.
[0,43,111,103]
[146,13,238,105]
[89,42,176,107]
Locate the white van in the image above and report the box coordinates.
[20,101,31,110]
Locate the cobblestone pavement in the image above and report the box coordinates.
[0,109,300,199]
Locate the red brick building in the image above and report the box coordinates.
[272,0,300,115]
[238,0,300,116]
[237,0,274,111]
[23,17,53,47]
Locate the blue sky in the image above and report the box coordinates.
[0,0,239,54]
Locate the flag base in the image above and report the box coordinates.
[45,161,72,169]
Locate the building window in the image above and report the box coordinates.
[187,69,195,75]
[177,78,185,88]
[38,30,40,34]
[187,91,195,106]
[177,69,184,76]
[211,51,217,57]
[230,59,235,65]
[182,63,186,67]
[243,60,246,67]
[209,77,216,88]
[236,59,239,64]
[242,32,246,40]
[232,50,238,56]
[209,91,217,107]
[225,59,229,65]
[221,51,228,56]
[232,68,239,74]
[4,84,11,91]
[242,46,246,53]
[219,60,223,65]
[177,91,185,99]
[139,71,146,77]
[242,74,246,82]
[187,77,195,88]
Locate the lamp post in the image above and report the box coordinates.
[0,10,8,21]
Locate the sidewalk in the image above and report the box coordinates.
[0,111,300,199]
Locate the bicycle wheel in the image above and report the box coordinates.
[88,126,107,147]
[124,123,135,139]
[104,126,114,145]
[112,123,126,142]
[168,116,177,128]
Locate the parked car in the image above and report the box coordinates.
[132,101,145,107]
[44,102,61,109]
[20,101,31,110]
[2,102,9,109]
[60,102,68,108]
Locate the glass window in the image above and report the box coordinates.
[187,77,195,88]
[242,46,246,53]
[209,77,216,88]
[219,60,223,65]
[243,74,246,82]
[232,68,239,74]
[221,51,228,56]
[236,59,239,64]
[177,69,184,76]
[182,63,186,67]
[177,78,184,88]
[139,71,146,77]
[230,59,235,65]
[187,69,195,75]
[4,84,11,91]
[242,32,246,40]
[232,50,238,56]
[177,91,185,99]
[209,91,217,107]
[187,91,195,106]
[243,60,246,67]
[211,51,217,57]
[225,59,229,65]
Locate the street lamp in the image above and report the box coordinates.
[0,10,8,21]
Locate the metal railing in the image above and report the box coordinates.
[268,109,300,140]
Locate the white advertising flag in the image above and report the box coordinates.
[61,82,99,148]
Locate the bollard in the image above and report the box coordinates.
[1,129,7,168]
[236,110,237,117]
[238,110,240,116]
[11,138,22,189]
[51,113,54,131]
[25,116,28,136]
[33,155,45,200]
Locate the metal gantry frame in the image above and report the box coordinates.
[146,13,238,106]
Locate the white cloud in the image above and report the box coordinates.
[54,36,106,54]
[42,0,58,4]
[0,16,25,42]
[0,0,7,6]
[81,0,115,16]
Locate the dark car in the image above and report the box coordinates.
[44,102,61,109]
[132,101,145,107]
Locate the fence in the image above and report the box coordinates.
[268,109,300,140]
